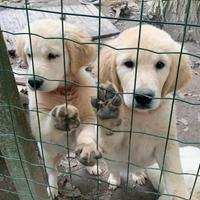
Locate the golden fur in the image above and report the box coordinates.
[16,19,98,199]
[77,25,196,200]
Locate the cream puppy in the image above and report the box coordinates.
[75,25,197,200]
[16,19,100,199]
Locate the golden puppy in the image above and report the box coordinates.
[16,19,100,199]
[75,25,196,200]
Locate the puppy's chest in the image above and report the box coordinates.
[124,112,175,138]
[127,101,177,132]
[102,134,155,166]
[101,112,172,166]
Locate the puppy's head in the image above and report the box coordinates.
[16,19,95,92]
[94,25,192,112]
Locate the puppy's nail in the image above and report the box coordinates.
[105,85,116,100]
[54,123,67,131]
[91,97,99,109]
[75,148,82,157]
[95,151,102,159]
[81,160,95,167]
[98,105,118,119]
[74,119,80,128]
[79,153,95,166]
[111,94,122,106]
[81,155,89,161]
[98,87,106,101]
[51,108,57,117]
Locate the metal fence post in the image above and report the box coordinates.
[0,28,48,200]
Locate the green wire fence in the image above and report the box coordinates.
[0,0,200,200]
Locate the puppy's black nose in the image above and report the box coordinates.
[135,89,155,106]
[28,78,43,89]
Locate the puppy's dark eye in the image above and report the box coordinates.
[156,61,165,69]
[124,60,134,68]
[48,53,59,60]
[27,53,32,58]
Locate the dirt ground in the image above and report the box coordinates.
[0,0,200,200]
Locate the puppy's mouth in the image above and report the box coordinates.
[134,104,154,112]
[135,104,151,109]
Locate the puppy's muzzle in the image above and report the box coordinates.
[28,78,43,90]
[135,89,155,108]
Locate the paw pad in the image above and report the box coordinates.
[91,84,122,120]
[51,104,80,131]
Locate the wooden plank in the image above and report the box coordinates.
[64,5,88,31]
[86,4,120,39]
[85,4,112,36]
[0,27,48,200]
[0,5,119,51]
[69,5,98,36]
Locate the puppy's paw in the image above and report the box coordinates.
[86,165,102,175]
[91,83,122,120]
[47,186,58,200]
[75,143,102,166]
[132,172,147,185]
[108,173,121,190]
[51,104,80,131]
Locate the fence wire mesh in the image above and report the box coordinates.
[0,0,200,200]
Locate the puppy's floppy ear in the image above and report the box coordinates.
[92,46,121,91]
[64,26,96,75]
[16,34,27,64]
[162,44,192,97]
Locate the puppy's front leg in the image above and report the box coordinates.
[37,104,80,199]
[155,142,197,200]
[76,124,103,174]
[45,153,60,200]
[75,83,123,167]
[75,124,102,166]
